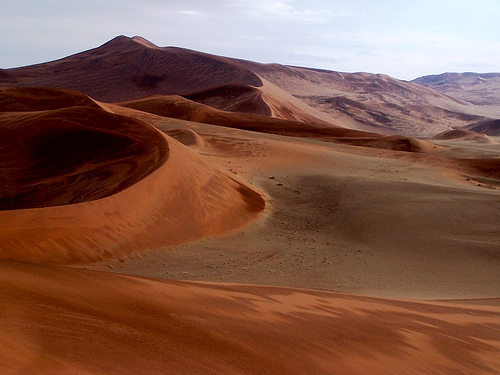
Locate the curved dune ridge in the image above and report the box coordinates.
[0,87,265,263]
[117,94,440,153]
[0,87,101,112]
[164,128,205,148]
[117,94,350,133]
[342,135,439,153]
[0,104,168,210]
[119,94,224,122]
[1,261,499,375]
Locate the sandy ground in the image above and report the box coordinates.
[88,108,500,300]
[1,260,499,375]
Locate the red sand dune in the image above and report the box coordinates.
[0,260,499,375]
[118,94,348,132]
[0,88,265,263]
[117,94,440,153]
[0,106,167,210]
[462,158,500,181]
[0,131,264,263]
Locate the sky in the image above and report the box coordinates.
[2,0,500,80]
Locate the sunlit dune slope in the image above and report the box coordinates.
[0,88,265,263]
[1,260,499,375]
[118,94,344,133]
[117,94,363,135]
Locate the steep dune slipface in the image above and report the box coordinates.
[0,106,168,210]
[0,89,265,264]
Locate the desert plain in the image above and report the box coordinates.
[0,36,499,374]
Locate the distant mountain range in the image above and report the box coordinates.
[1,35,499,137]
[413,72,500,106]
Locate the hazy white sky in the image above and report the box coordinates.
[2,0,500,80]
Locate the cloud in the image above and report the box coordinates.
[1,0,500,78]
[233,0,348,25]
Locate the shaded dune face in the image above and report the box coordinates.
[0,106,168,210]
[463,158,500,180]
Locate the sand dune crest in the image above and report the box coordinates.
[0,88,265,263]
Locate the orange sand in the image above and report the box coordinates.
[0,260,499,375]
